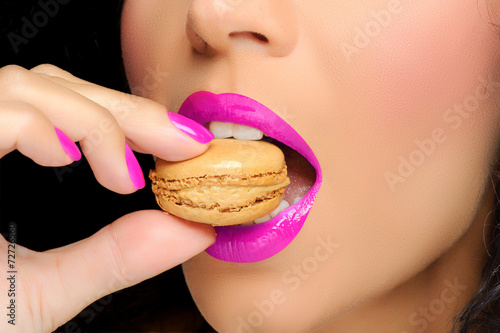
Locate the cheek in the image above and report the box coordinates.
[121,0,189,100]
[366,0,499,119]
[121,1,154,87]
[291,0,500,323]
[333,0,500,285]
[326,0,500,200]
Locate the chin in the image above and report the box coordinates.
[182,252,330,333]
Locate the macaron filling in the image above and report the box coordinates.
[150,139,292,226]
[206,122,316,225]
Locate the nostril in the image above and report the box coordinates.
[229,31,269,43]
[252,32,269,42]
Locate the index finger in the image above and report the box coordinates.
[31,65,213,161]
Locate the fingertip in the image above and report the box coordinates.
[141,111,213,162]
[110,210,216,277]
[175,216,217,246]
[147,210,216,247]
[167,112,214,145]
[125,143,146,190]
[82,137,143,195]
[54,126,82,162]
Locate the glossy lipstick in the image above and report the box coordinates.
[178,91,322,263]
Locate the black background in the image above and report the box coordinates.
[0,1,214,331]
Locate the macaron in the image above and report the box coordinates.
[150,139,290,226]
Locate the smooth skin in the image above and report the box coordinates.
[4,0,500,332]
[0,65,215,332]
[119,1,500,332]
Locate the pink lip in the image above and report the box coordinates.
[178,91,322,263]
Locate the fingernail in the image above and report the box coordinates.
[125,143,145,190]
[54,127,81,161]
[168,112,214,144]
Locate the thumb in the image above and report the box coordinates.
[32,210,215,331]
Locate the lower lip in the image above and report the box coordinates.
[179,91,322,263]
[206,183,321,263]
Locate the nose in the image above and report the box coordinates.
[186,0,298,57]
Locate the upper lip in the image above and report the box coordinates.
[178,91,322,177]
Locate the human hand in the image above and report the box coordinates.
[0,210,215,332]
[0,64,213,193]
[0,64,216,332]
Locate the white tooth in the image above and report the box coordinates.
[270,200,290,218]
[254,214,272,224]
[232,124,264,141]
[152,155,157,162]
[241,221,256,225]
[209,121,234,139]
[250,200,291,225]
[293,196,303,204]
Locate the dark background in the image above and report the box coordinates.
[0,1,214,331]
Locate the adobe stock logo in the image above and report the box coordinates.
[400,277,468,333]
[236,235,340,333]
[340,0,403,63]
[64,268,134,333]
[7,0,71,54]
[384,74,500,192]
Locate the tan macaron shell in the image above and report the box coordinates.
[151,139,290,226]
[154,139,286,178]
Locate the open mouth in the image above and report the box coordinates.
[206,122,316,225]
[178,91,323,263]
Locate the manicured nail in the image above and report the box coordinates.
[54,127,81,161]
[168,112,214,144]
[125,143,145,190]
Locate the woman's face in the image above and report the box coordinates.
[121,1,500,331]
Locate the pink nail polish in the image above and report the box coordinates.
[125,143,145,190]
[168,112,214,144]
[54,127,81,161]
